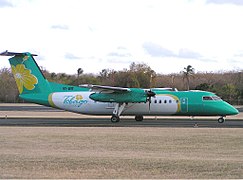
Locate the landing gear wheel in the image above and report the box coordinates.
[111,115,120,123]
[135,115,144,121]
[218,117,225,123]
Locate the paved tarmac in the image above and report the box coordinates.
[0,103,242,128]
[0,117,243,128]
[0,104,62,112]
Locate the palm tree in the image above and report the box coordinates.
[77,68,83,85]
[181,65,195,90]
[77,68,83,77]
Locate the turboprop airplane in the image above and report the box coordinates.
[0,51,239,123]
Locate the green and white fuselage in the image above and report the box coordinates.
[0,51,239,123]
[47,90,237,117]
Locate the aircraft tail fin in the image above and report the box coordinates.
[0,50,52,95]
[1,50,86,105]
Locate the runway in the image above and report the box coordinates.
[0,104,243,128]
[0,118,243,128]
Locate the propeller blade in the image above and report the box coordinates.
[146,90,156,97]
[148,97,151,113]
[145,90,155,113]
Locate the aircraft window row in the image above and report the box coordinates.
[203,96,222,101]
[154,99,178,104]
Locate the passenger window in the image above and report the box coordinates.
[159,100,162,103]
[164,100,167,104]
[154,100,157,103]
[169,100,172,103]
[176,100,179,103]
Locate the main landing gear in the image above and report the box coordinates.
[111,103,125,123]
[135,115,144,121]
[110,103,145,123]
[111,114,144,123]
[111,114,120,123]
[218,116,225,123]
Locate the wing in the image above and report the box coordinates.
[79,84,154,103]
[79,84,131,93]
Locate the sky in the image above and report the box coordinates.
[0,0,243,75]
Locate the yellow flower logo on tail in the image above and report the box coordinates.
[11,64,38,94]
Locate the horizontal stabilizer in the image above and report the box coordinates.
[0,50,37,56]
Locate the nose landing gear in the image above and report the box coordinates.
[218,116,225,123]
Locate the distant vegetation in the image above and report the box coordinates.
[0,62,242,104]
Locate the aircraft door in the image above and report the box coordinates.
[180,97,188,113]
[106,102,115,109]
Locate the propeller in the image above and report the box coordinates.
[145,90,156,113]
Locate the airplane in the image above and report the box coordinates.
[0,50,239,123]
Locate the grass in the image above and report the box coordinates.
[0,127,242,178]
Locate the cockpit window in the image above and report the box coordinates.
[203,96,222,101]
[212,96,222,100]
[203,96,213,100]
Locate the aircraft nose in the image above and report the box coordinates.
[225,104,239,115]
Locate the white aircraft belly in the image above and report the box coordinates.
[49,92,179,116]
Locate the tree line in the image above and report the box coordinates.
[0,63,242,104]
